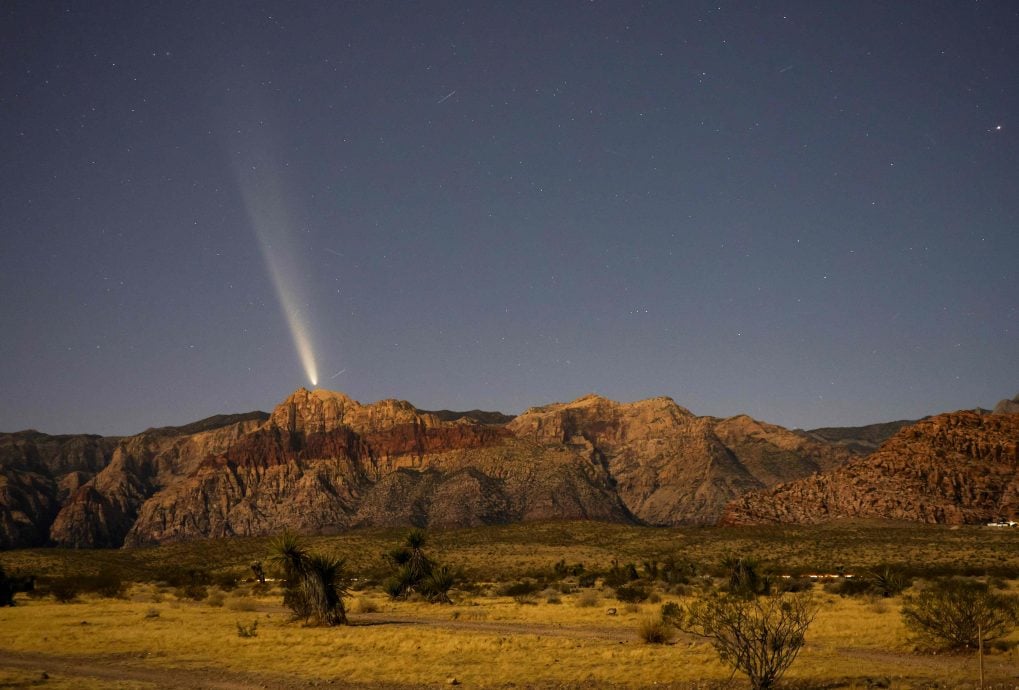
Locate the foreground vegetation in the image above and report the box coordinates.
[1,521,1018,688]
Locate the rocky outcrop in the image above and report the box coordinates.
[0,431,118,549]
[508,394,852,525]
[994,394,1019,416]
[123,391,631,545]
[722,411,1019,525]
[22,388,1012,548]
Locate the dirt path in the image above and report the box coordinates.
[0,649,432,690]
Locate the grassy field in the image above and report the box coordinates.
[1,521,1019,688]
[3,521,1019,582]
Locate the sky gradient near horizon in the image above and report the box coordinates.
[2,1,1017,435]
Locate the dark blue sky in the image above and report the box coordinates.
[2,1,1017,435]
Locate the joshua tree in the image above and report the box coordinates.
[269,533,348,626]
[384,529,437,599]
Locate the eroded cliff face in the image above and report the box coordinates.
[722,411,1019,525]
[0,432,118,549]
[3,388,899,547]
[507,395,852,525]
[121,390,630,545]
[48,416,267,548]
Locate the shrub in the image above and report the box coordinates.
[84,569,127,599]
[901,578,1019,651]
[206,592,225,607]
[421,565,457,604]
[176,582,209,601]
[499,580,541,597]
[722,555,771,598]
[867,566,911,598]
[153,566,210,589]
[144,607,160,619]
[824,577,872,598]
[269,533,349,626]
[603,561,640,588]
[236,620,258,638]
[614,584,650,603]
[638,615,675,644]
[577,572,598,588]
[48,578,80,603]
[0,566,35,606]
[675,592,818,690]
[211,571,240,592]
[575,590,600,608]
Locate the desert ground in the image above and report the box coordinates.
[2,522,1018,689]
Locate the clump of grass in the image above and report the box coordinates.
[575,590,599,608]
[356,597,379,613]
[206,592,225,607]
[236,620,258,638]
[227,597,258,612]
[144,608,160,619]
[638,616,675,644]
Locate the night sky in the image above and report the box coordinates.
[2,1,1017,436]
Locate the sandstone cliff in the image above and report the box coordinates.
[0,431,118,549]
[19,388,1001,548]
[722,411,1019,525]
[507,394,852,525]
[122,389,629,545]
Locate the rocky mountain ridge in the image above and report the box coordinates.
[722,411,1019,525]
[2,388,861,548]
[4,389,1017,548]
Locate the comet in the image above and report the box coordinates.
[232,134,320,387]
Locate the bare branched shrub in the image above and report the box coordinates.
[901,578,1019,651]
[673,592,818,690]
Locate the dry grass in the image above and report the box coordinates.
[1,583,1017,687]
[2,522,1019,687]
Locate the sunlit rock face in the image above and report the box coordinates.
[4,388,878,547]
[508,394,851,526]
[722,411,1019,526]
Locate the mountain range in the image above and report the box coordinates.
[1,389,1016,549]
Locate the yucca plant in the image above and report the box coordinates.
[420,565,456,604]
[268,533,348,626]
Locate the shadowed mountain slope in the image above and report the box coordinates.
[723,411,1019,525]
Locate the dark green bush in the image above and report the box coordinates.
[47,578,80,603]
[614,583,650,603]
[499,580,541,597]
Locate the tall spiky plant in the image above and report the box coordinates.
[268,533,348,626]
